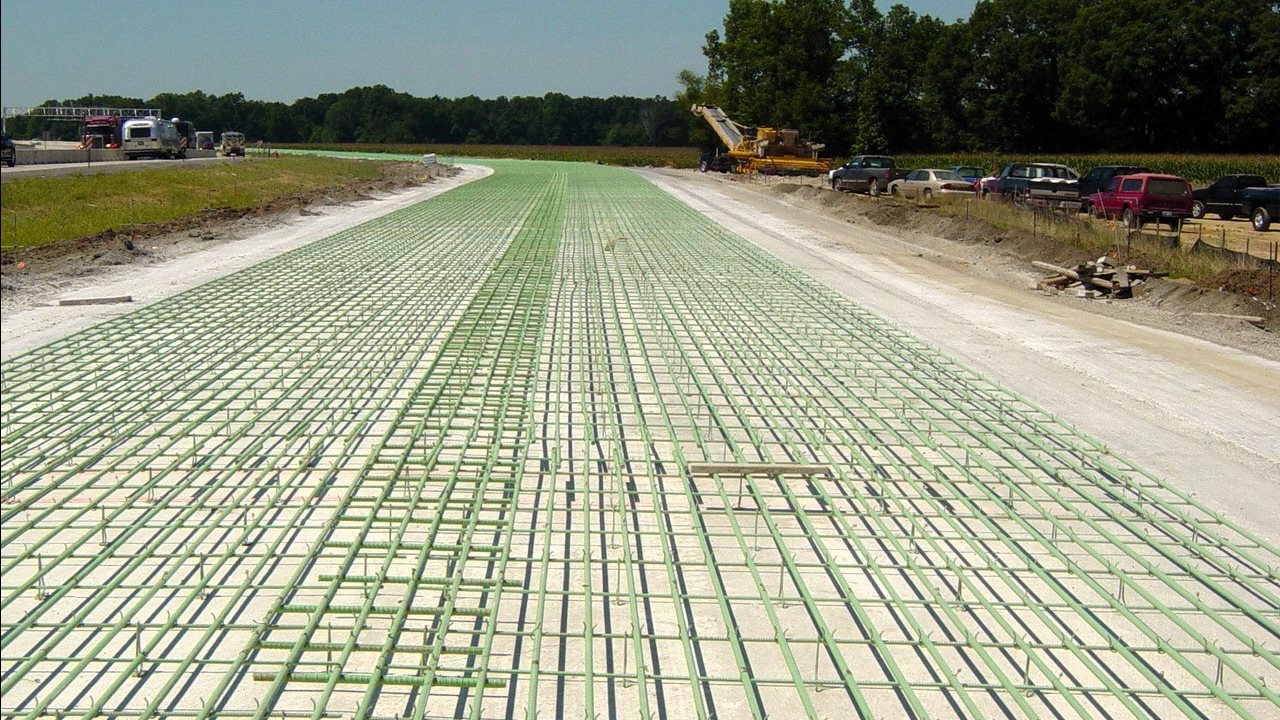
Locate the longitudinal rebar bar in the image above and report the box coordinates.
[3,159,1277,719]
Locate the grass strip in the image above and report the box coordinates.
[1,155,386,251]
[932,195,1268,286]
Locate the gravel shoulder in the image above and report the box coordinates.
[639,167,1280,543]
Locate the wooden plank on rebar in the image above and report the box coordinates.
[58,295,133,306]
[686,462,831,476]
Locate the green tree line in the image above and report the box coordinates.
[4,86,693,147]
[687,0,1280,155]
[8,0,1276,155]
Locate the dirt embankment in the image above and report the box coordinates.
[751,179,1280,334]
[1,162,455,310]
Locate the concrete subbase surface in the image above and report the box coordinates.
[2,160,1277,719]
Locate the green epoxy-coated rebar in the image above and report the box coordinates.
[2,159,1278,719]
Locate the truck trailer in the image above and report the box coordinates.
[122,117,183,159]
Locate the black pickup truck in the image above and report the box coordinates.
[1,135,16,168]
[1240,186,1279,231]
[1191,174,1268,220]
[829,155,905,196]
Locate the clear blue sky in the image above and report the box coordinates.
[1,0,978,108]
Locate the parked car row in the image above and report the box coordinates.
[1085,173,1276,231]
[828,153,1276,232]
[977,163,1276,231]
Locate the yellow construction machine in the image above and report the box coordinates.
[691,103,832,176]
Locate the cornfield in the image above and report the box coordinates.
[282,143,702,168]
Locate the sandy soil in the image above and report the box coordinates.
[1186,212,1279,259]
[638,168,1280,543]
[1,163,491,358]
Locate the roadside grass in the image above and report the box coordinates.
[1,155,385,251]
[281,143,701,168]
[896,154,1280,186]
[932,195,1258,284]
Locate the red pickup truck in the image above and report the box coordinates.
[1088,173,1193,228]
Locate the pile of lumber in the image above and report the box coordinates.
[1034,257,1165,299]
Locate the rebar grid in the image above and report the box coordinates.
[2,160,1277,719]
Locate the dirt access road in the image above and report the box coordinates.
[640,168,1279,542]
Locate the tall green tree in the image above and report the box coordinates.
[852,5,946,153]
[675,69,726,150]
[920,20,979,150]
[1222,0,1280,150]
[965,0,1075,151]
[703,0,851,149]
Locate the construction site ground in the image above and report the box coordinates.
[2,160,1277,719]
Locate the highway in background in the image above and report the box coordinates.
[1,155,237,182]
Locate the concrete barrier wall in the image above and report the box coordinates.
[14,148,217,165]
[15,148,124,164]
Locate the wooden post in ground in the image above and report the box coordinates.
[1264,238,1274,299]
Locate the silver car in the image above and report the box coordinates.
[889,169,975,200]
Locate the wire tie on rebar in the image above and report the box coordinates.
[133,623,147,677]
[36,555,47,600]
